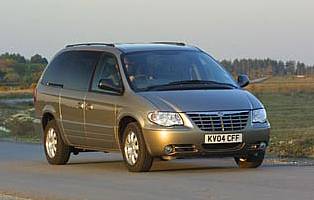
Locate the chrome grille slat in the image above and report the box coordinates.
[187,111,250,132]
[194,121,246,125]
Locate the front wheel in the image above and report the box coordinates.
[122,122,153,172]
[234,151,265,168]
[44,120,71,165]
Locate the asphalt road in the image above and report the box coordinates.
[0,141,313,200]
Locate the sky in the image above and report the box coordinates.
[0,0,313,64]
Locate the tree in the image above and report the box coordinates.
[285,61,296,75]
[0,53,26,63]
[219,58,313,78]
[30,54,48,65]
[296,62,306,75]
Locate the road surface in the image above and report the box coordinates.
[0,141,313,200]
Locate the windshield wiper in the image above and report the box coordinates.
[168,80,237,88]
[144,80,238,91]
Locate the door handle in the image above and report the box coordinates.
[86,103,94,110]
[77,102,85,109]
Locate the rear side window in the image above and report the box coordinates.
[42,51,101,91]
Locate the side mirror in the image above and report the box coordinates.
[237,75,250,88]
[98,79,122,93]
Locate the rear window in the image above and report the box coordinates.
[42,51,101,91]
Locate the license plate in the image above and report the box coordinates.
[204,133,242,144]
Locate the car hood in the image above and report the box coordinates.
[138,89,264,112]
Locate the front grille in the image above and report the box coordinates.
[202,143,243,150]
[187,111,250,132]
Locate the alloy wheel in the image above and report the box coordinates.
[124,131,140,165]
[46,128,58,158]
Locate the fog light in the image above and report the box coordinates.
[164,145,174,154]
[259,142,267,150]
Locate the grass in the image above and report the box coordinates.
[249,76,314,158]
[248,76,314,93]
[255,92,314,158]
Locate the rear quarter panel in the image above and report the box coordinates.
[35,84,63,140]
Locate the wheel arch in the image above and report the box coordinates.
[42,112,55,130]
[41,104,59,130]
[117,112,150,150]
[41,107,69,146]
[117,115,138,147]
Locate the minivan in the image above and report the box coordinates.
[34,42,270,172]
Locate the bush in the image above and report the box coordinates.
[5,113,35,137]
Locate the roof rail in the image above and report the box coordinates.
[65,43,115,48]
[151,41,186,46]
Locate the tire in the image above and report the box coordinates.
[234,151,265,168]
[121,122,153,172]
[44,120,71,165]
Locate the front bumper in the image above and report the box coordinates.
[142,126,270,157]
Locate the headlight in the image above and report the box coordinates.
[148,112,184,127]
[252,109,267,123]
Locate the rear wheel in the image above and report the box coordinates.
[121,122,153,172]
[44,120,71,165]
[234,151,265,168]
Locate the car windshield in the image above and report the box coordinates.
[122,50,238,92]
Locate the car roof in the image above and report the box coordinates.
[64,42,200,54]
[115,43,199,53]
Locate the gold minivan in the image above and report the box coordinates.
[34,42,270,172]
